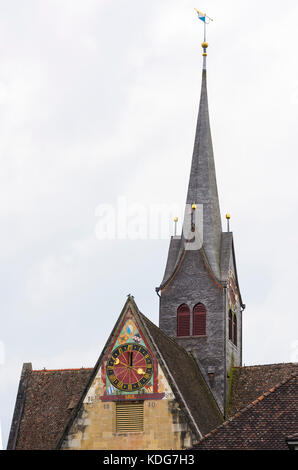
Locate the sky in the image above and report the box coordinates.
[1,0,298,448]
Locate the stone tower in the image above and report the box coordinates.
[156,41,245,416]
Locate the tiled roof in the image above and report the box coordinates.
[193,372,298,449]
[228,362,298,417]
[14,368,93,450]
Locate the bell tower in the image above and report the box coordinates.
[156,36,245,416]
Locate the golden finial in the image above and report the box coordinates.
[195,9,213,60]
[226,213,231,232]
[192,203,197,210]
[174,216,178,236]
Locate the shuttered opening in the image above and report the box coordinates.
[116,402,144,433]
[193,303,206,336]
[228,310,237,346]
[233,315,237,346]
[228,310,233,341]
[177,304,190,336]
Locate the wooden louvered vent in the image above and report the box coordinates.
[177,304,190,336]
[193,303,206,336]
[116,402,144,433]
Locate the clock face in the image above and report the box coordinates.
[106,343,153,392]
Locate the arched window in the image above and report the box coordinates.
[228,310,233,341]
[177,304,190,336]
[193,303,206,336]
[233,314,237,346]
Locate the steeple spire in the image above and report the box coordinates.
[184,39,222,278]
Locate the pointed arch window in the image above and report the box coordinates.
[233,314,237,347]
[228,310,233,341]
[228,310,237,347]
[193,303,206,336]
[177,304,190,336]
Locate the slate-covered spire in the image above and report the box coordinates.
[184,41,222,277]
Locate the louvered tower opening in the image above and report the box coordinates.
[193,303,206,336]
[177,304,190,336]
[116,401,144,433]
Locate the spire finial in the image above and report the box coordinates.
[226,213,231,232]
[173,217,178,236]
[194,9,213,68]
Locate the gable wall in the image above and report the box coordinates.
[61,365,194,450]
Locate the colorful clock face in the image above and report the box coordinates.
[228,271,239,310]
[106,343,153,392]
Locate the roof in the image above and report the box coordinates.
[10,367,93,450]
[159,66,223,289]
[194,372,298,450]
[185,68,222,279]
[8,297,224,449]
[228,362,298,417]
[139,312,224,436]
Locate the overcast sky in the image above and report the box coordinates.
[1,0,298,448]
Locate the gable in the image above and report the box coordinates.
[60,300,197,450]
[84,310,173,403]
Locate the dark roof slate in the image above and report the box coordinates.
[14,368,93,450]
[139,312,223,436]
[160,236,183,286]
[194,372,298,450]
[220,232,232,281]
[228,362,298,417]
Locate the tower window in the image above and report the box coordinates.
[116,401,144,433]
[193,303,206,336]
[228,310,233,341]
[233,314,237,347]
[228,310,237,347]
[177,304,190,336]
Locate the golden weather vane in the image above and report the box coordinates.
[194,8,213,41]
[194,9,213,61]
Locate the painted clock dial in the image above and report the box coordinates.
[106,343,153,392]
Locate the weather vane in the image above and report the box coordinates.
[194,9,213,41]
[194,9,213,64]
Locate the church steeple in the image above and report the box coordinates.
[158,30,244,415]
[184,41,222,278]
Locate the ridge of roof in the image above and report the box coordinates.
[234,362,298,369]
[194,371,298,446]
